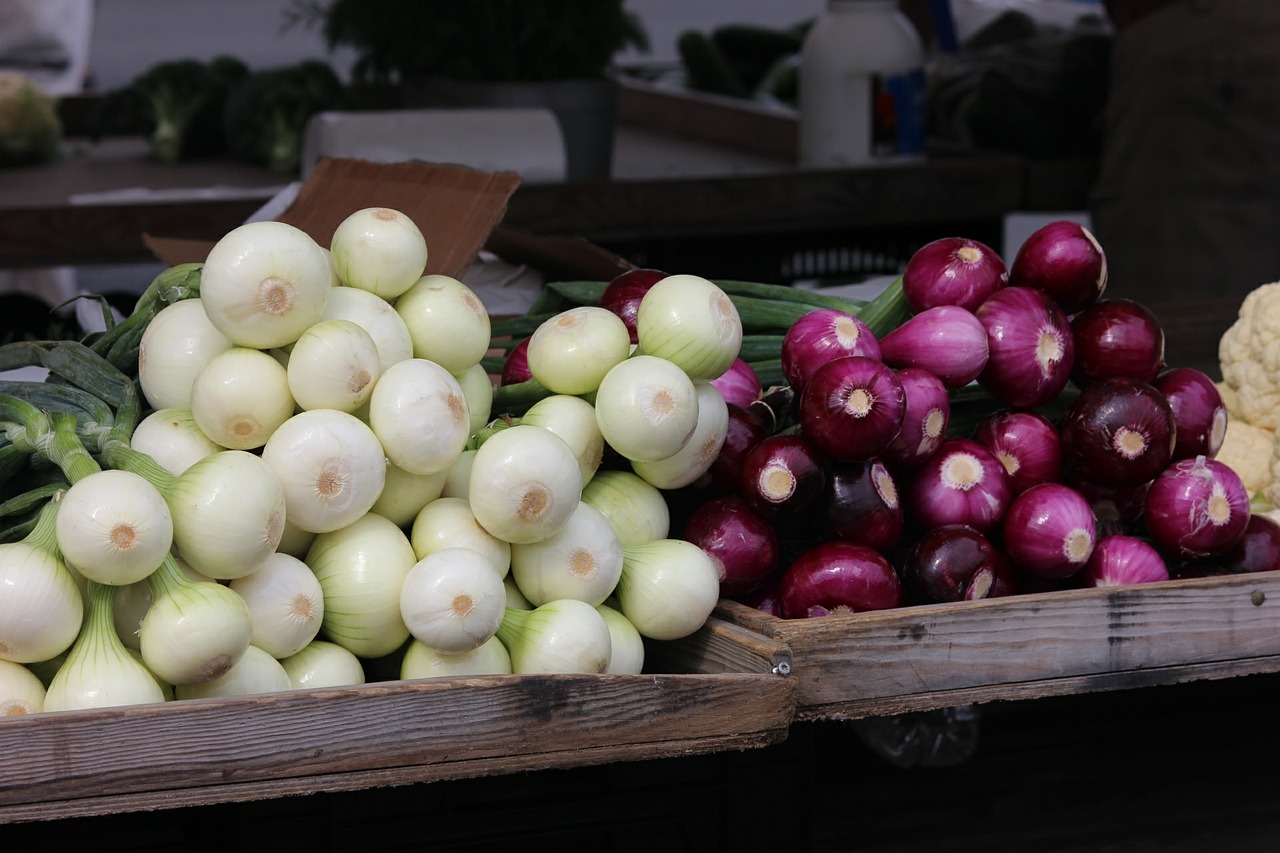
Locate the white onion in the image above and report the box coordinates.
[594,355,700,463]
[579,469,670,546]
[495,599,612,674]
[441,448,476,500]
[276,519,317,560]
[635,274,743,381]
[526,306,632,395]
[55,468,173,586]
[230,552,325,659]
[395,274,492,374]
[174,645,292,700]
[0,659,46,715]
[286,319,382,413]
[329,207,429,300]
[129,408,221,476]
[616,539,721,640]
[510,501,622,607]
[469,424,583,544]
[113,556,214,652]
[368,358,471,475]
[0,502,82,664]
[410,496,511,579]
[400,634,512,679]
[279,639,367,689]
[140,554,253,685]
[369,461,448,527]
[400,547,507,653]
[190,346,296,450]
[520,394,605,485]
[320,284,414,373]
[138,298,233,411]
[453,362,495,436]
[631,381,729,489]
[597,602,645,675]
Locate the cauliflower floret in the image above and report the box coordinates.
[1217,418,1275,497]
[1219,282,1280,430]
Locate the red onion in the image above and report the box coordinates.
[1060,377,1176,489]
[781,308,881,392]
[1143,456,1250,560]
[904,437,1013,535]
[877,306,989,389]
[975,286,1075,408]
[972,409,1062,495]
[902,524,1017,604]
[1080,534,1169,587]
[798,356,906,463]
[1153,367,1228,461]
[682,494,780,597]
[501,336,533,385]
[710,357,762,410]
[599,267,667,343]
[822,459,903,554]
[737,577,783,616]
[1008,219,1108,315]
[778,541,903,619]
[1196,512,1280,575]
[739,433,826,518]
[902,236,1008,314]
[883,368,950,468]
[1064,473,1148,538]
[1001,482,1097,579]
[1070,298,1166,386]
[707,403,767,493]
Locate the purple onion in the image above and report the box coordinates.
[737,577,783,616]
[707,403,767,494]
[972,409,1063,495]
[1001,482,1097,579]
[778,541,903,619]
[902,524,1017,604]
[1198,513,1280,575]
[599,267,666,343]
[501,336,533,385]
[904,437,1013,535]
[822,459,903,555]
[1064,473,1148,538]
[1009,219,1108,315]
[798,355,906,463]
[1153,367,1228,461]
[883,367,950,468]
[877,305,989,389]
[1144,456,1250,560]
[1080,534,1169,587]
[781,308,881,393]
[710,357,762,410]
[1060,377,1176,489]
[1070,298,1166,386]
[975,286,1075,408]
[682,494,780,597]
[739,433,826,518]
[902,236,1009,314]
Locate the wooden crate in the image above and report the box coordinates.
[0,620,793,825]
[650,572,1280,722]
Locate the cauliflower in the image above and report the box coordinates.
[1219,282,1280,430]
[0,71,61,167]
[1216,417,1275,497]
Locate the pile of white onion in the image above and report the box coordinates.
[0,206,736,716]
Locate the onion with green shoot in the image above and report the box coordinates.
[139,553,253,685]
[329,206,429,300]
[615,538,722,641]
[0,499,83,664]
[520,394,605,485]
[496,598,612,674]
[128,407,221,476]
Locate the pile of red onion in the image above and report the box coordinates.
[670,221,1268,620]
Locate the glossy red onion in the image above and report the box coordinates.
[1064,473,1147,538]
[902,236,1008,313]
[882,368,950,467]
[739,433,826,518]
[1001,482,1097,579]
[737,577,783,616]
[707,403,768,493]
[778,541,903,619]
[904,437,1012,535]
[822,459,903,554]
[1008,219,1107,315]
[501,336,533,385]
[1195,513,1280,575]
[682,494,780,597]
[599,267,666,343]
[781,308,881,393]
[1060,377,1176,488]
[877,305,989,389]
[1153,367,1228,461]
[710,357,762,410]
[975,286,1075,408]
[1143,455,1250,560]
[972,409,1062,495]
[1080,534,1169,587]
[798,356,906,463]
[1070,298,1166,386]
[902,524,1017,604]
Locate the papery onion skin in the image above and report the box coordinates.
[739,434,827,519]
[975,286,1075,408]
[1143,456,1250,560]
[1080,534,1169,587]
[1154,367,1228,461]
[1070,298,1166,387]
[710,358,762,410]
[902,236,1008,313]
[882,367,950,468]
[1060,377,1176,489]
[1001,482,1097,579]
[973,409,1063,496]
[600,268,667,344]
[904,437,1013,535]
[902,524,1017,604]
[501,337,533,386]
[1008,219,1107,315]
[798,355,906,463]
[778,541,903,619]
[821,459,903,555]
[781,308,881,393]
[878,306,989,389]
[681,494,779,597]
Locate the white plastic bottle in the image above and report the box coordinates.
[799,0,927,168]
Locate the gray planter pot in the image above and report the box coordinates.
[403,76,619,182]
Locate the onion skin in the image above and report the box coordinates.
[1143,456,1250,560]
[681,494,779,597]
[975,286,1075,408]
[902,524,1017,604]
[1060,377,1176,489]
[821,459,903,555]
[707,404,768,494]
[739,434,826,518]
[878,306,990,389]
[1008,219,1107,315]
[599,268,666,344]
[902,236,1008,313]
[1001,482,1097,579]
[782,308,881,392]
[1154,367,1228,461]
[972,409,1062,496]
[501,337,532,386]
[904,437,1012,535]
[778,541,903,619]
[798,356,906,463]
[882,367,950,468]
[1070,298,1166,386]
[1080,534,1169,587]
[710,358,762,410]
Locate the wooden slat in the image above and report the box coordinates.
[643,614,792,677]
